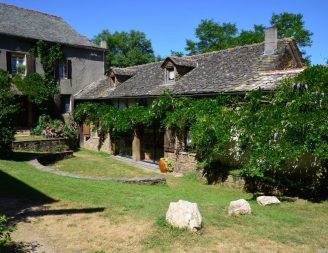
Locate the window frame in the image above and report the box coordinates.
[60,94,72,114]
[10,53,27,76]
[165,67,175,83]
[58,60,72,80]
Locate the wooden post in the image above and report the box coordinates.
[132,129,141,161]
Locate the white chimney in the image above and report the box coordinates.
[264,27,278,55]
[100,40,107,49]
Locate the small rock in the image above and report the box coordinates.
[257,196,280,206]
[166,200,202,231]
[228,199,251,216]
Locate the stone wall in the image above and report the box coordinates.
[220,175,245,188]
[165,151,198,173]
[82,131,111,153]
[13,139,69,153]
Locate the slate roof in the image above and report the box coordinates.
[0,2,103,50]
[75,38,305,100]
[74,78,111,100]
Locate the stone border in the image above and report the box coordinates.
[28,152,166,185]
[13,138,69,153]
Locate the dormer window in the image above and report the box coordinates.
[108,67,137,88]
[161,56,197,84]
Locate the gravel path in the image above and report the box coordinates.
[28,159,166,185]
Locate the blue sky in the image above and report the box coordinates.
[2,0,327,64]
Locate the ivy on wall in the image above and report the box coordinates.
[13,41,64,112]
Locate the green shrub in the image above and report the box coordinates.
[0,215,13,247]
[13,73,58,112]
[237,66,328,197]
[0,69,18,158]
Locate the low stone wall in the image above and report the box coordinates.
[37,151,73,165]
[165,151,198,173]
[13,139,69,153]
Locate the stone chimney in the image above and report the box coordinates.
[264,27,278,55]
[100,40,107,49]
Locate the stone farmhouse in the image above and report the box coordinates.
[0,2,106,127]
[75,28,305,172]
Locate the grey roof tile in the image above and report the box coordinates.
[0,3,103,50]
[74,78,110,100]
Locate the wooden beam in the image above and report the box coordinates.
[132,129,141,161]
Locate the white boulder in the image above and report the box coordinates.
[257,196,280,206]
[228,199,251,216]
[166,200,202,231]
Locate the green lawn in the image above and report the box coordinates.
[48,149,159,177]
[0,151,328,252]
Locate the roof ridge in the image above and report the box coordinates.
[181,38,294,59]
[111,60,164,70]
[0,2,62,20]
[111,38,294,70]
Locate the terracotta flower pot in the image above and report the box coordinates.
[159,159,168,173]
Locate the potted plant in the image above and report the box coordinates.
[159,157,174,173]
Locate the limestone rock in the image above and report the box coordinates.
[165,200,202,231]
[257,196,280,206]
[228,199,251,216]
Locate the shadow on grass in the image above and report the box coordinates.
[0,170,105,222]
[0,169,106,252]
[7,151,44,162]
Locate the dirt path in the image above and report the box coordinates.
[3,199,153,253]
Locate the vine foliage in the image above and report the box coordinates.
[0,69,18,157]
[74,66,328,198]
[13,41,64,112]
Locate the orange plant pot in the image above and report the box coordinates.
[159,159,168,173]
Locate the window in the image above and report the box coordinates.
[58,60,72,80]
[166,68,175,83]
[9,53,26,75]
[60,95,71,113]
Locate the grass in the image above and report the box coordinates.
[48,149,159,177]
[1,151,328,252]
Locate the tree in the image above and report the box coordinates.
[271,12,313,64]
[185,19,238,55]
[270,12,313,48]
[0,70,18,157]
[234,25,265,46]
[93,29,155,68]
[170,50,184,57]
[185,13,313,59]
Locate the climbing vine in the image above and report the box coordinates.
[13,41,64,112]
[30,40,64,81]
[74,65,328,197]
